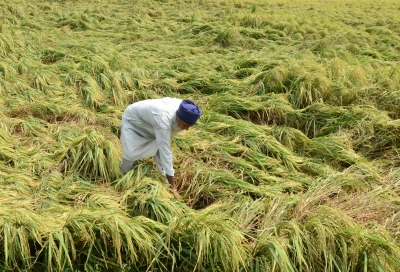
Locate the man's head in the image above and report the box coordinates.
[176,100,201,131]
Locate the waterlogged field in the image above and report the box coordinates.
[0,0,400,270]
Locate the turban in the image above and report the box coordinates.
[177,100,201,125]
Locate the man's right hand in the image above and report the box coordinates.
[166,175,179,199]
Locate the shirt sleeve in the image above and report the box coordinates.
[153,127,174,176]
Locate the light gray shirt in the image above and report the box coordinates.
[121,97,182,176]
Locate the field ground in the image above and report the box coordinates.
[0,0,400,271]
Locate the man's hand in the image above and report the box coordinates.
[166,175,179,199]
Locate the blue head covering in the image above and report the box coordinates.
[177,100,201,125]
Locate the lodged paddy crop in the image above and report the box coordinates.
[0,0,400,271]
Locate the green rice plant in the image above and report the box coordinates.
[355,231,400,272]
[56,130,121,183]
[347,66,368,87]
[1,219,40,270]
[377,90,400,119]
[78,54,109,75]
[0,33,17,56]
[372,68,396,90]
[7,116,48,137]
[130,67,151,80]
[287,73,330,109]
[250,232,297,272]
[56,18,92,31]
[213,28,241,47]
[40,48,66,64]
[270,126,310,152]
[165,207,248,272]
[208,93,295,125]
[0,60,17,79]
[5,99,97,124]
[203,196,266,233]
[110,71,128,106]
[32,68,61,93]
[326,57,347,79]
[368,120,400,158]
[109,53,131,71]
[200,112,304,173]
[10,79,39,101]
[256,66,288,94]
[295,103,364,138]
[78,74,105,109]
[240,15,263,29]
[300,135,362,170]
[0,138,17,166]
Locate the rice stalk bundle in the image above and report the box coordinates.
[0,211,50,270]
[56,130,121,183]
[78,54,109,75]
[110,71,128,106]
[270,126,310,152]
[207,196,267,233]
[240,15,263,29]
[0,33,16,56]
[96,68,112,90]
[213,28,241,47]
[288,72,331,109]
[122,177,190,224]
[78,74,105,109]
[257,66,288,93]
[64,210,163,269]
[372,68,396,90]
[130,67,150,80]
[347,66,368,87]
[209,93,268,123]
[326,57,347,79]
[0,78,12,95]
[377,90,400,119]
[250,231,297,272]
[201,113,303,172]
[250,179,400,271]
[166,208,248,272]
[109,53,131,71]
[214,92,295,125]
[114,161,154,191]
[6,99,96,124]
[9,116,48,138]
[369,120,400,157]
[301,136,362,170]
[297,103,359,138]
[0,60,17,79]
[10,79,38,101]
[40,48,66,64]
[16,58,36,75]
[64,70,85,86]
[32,68,61,93]
[202,167,278,198]
[115,70,134,89]
[0,138,17,166]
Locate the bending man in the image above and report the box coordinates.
[120,97,201,191]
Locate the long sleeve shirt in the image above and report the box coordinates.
[120,97,182,176]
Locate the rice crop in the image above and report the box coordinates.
[0,0,399,271]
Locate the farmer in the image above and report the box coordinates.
[120,97,201,192]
